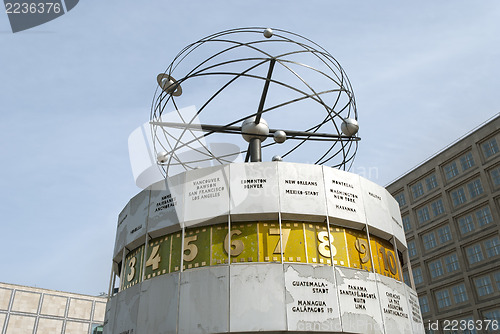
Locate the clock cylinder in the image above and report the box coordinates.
[104,162,424,334]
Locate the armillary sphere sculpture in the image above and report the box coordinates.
[151,27,360,176]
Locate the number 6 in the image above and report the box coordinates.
[224,230,244,256]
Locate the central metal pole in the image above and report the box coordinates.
[249,138,262,162]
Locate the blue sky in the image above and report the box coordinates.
[1,1,499,295]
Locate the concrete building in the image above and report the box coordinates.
[386,114,500,332]
[0,282,106,334]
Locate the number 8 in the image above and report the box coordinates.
[318,231,336,257]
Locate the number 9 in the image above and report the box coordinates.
[355,238,370,263]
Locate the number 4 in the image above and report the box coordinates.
[146,245,161,270]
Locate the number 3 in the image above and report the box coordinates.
[126,257,136,282]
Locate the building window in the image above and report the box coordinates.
[411,182,424,199]
[413,267,423,285]
[417,207,431,224]
[460,152,475,171]
[451,187,467,207]
[408,240,417,258]
[419,295,430,314]
[460,316,478,334]
[459,215,475,234]
[466,244,484,265]
[490,166,500,187]
[425,174,438,191]
[92,324,104,334]
[484,237,500,258]
[476,206,493,227]
[444,253,460,273]
[437,225,452,243]
[482,138,499,158]
[474,275,494,297]
[444,162,459,180]
[484,308,500,321]
[452,284,468,303]
[467,179,484,198]
[483,309,500,334]
[428,259,444,278]
[403,271,410,287]
[494,271,500,290]
[395,192,406,207]
[435,289,452,308]
[431,199,445,216]
[422,232,437,250]
[402,215,411,232]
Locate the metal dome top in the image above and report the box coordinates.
[151,27,359,176]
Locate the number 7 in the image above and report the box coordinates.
[269,228,291,254]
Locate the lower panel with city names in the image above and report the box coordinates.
[121,221,401,290]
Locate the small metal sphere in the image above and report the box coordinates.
[272,155,283,161]
[341,118,359,136]
[161,78,176,93]
[241,117,269,142]
[273,130,287,143]
[157,151,168,163]
[157,74,182,96]
[263,28,273,38]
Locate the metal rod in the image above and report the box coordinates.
[244,148,251,162]
[255,58,276,124]
[150,121,360,141]
[249,138,262,162]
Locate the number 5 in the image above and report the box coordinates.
[183,235,198,262]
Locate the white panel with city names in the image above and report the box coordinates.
[285,264,341,332]
[377,274,412,334]
[384,188,407,248]
[148,179,181,235]
[335,266,384,334]
[124,190,150,249]
[277,163,327,218]
[323,167,366,228]
[113,202,130,261]
[229,162,279,216]
[359,177,393,238]
[182,165,230,226]
[404,284,425,334]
